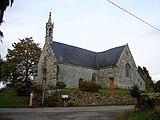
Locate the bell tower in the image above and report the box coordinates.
[45,12,54,44]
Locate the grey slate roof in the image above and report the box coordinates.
[51,41,126,69]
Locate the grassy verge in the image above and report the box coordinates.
[0,90,29,108]
[117,110,160,120]
[54,88,130,93]
[99,88,130,93]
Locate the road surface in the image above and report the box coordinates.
[0,105,134,120]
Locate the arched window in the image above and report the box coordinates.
[125,63,131,78]
[92,73,97,82]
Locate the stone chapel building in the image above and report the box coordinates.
[36,12,145,90]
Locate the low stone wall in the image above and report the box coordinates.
[66,92,136,106]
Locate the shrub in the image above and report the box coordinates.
[34,84,43,95]
[45,93,61,107]
[68,101,76,107]
[79,80,99,92]
[16,80,32,96]
[130,84,141,98]
[56,82,66,89]
[89,82,99,92]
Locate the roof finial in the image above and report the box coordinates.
[48,12,52,23]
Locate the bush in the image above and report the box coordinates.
[16,80,32,96]
[34,84,43,95]
[79,80,99,92]
[68,101,76,107]
[79,81,90,91]
[89,82,99,92]
[130,84,141,98]
[45,93,61,107]
[56,82,66,89]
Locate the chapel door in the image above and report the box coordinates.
[109,78,114,90]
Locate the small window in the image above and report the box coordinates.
[92,73,96,82]
[79,78,83,87]
[125,63,131,78]
[42,78,46,84]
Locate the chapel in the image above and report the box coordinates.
[36,12,145,90]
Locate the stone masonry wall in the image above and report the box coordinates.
[67,92,136,106]
[58,64,97,88]
[36,43,58,86]
[98,45,145,90]
[117,45,145,90]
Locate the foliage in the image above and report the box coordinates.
[34,84,43,95]
[99,88,129,93]
[154,80,160,93]
[138,66,154,92]
[129,84,142,109]
[130,84,141,98]
[89,82,99,92]
[117,110,160,120]
[68,101,76,107]
[6,37,41,81]
[56,81,66,89]
[130,84,155,110]
[0,58,10,82]
[16,80,32,96]
[45,93,61,107]
[0,0,14,41]
[79,80,99,92]
[0,89,29,108]
[79,81,90,91]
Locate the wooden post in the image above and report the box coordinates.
[29,93,33,106]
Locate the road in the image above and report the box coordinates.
[0,105,134,120]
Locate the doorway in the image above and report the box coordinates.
[109,78,114,90]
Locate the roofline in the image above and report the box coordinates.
[53,41,126,54]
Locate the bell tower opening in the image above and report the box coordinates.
[45,12,54,44]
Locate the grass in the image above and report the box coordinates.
[117,110,160,120]
[99,88,130,93]
[54,88,130,94]
[0,90,29,108]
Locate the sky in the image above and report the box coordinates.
[0,0,160,82]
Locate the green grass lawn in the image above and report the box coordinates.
[99,88,130,93]
[0,90,29,108]
[117,110,160,120]
[54,88,130,94]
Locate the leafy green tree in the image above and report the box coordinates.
[0,0,14,41]
[0,57,10,82]
[138,66,154,92]
[6,37,41,82]
[130,84,142,109]
[155,80,160,93]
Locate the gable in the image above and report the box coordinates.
[51,41,125,69]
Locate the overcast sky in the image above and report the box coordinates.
[0,0,160,82]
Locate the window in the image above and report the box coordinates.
[125,63,131,78]
[79,78,83,88]
[92,73,96,82]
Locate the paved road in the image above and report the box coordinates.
[0,105,134,120]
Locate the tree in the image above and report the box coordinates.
[155,80,160,93]
[0,57,10,82]
[130,84,141,108]
[6,37,41,82]
[138,66,154,91]
[0,0,14,41]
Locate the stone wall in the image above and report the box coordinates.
[58,64,97,88]
[66,92,136,106]
[36,43,58,86]
[98,45,145,90]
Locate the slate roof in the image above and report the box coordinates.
[51,41,126,69]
